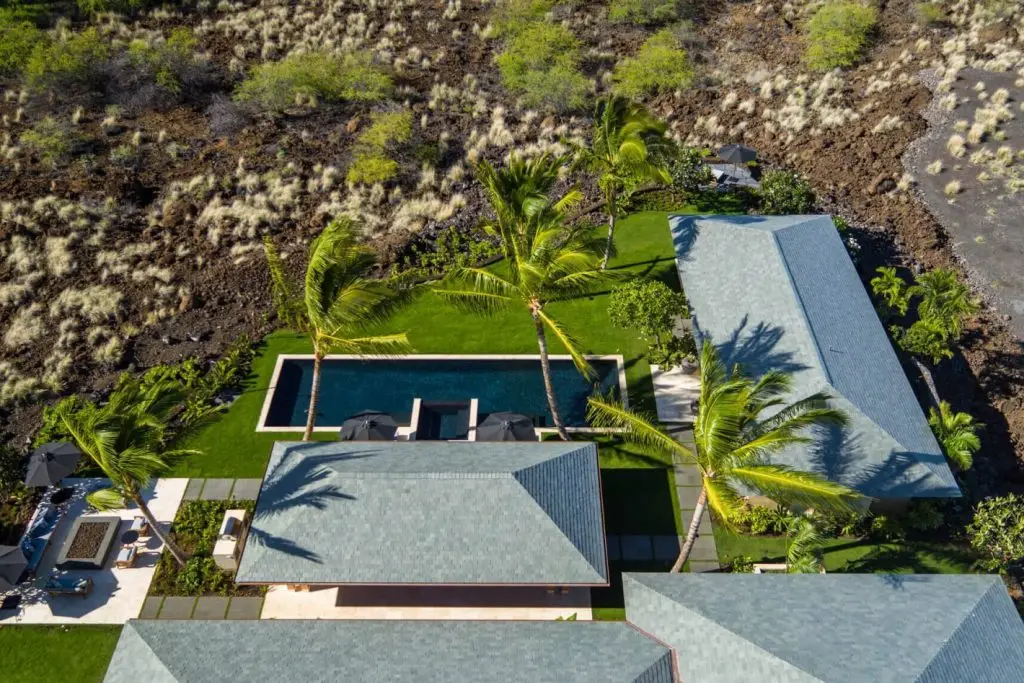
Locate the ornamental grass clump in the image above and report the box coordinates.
[347,111,413,185]
[804,2,878,71]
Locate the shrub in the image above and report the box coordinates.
[667,146,712,194]
[608,277,688,350]
[235,52,391,113]
[734,505,788,535]
[646,333,696,369]
[347,111,412,185]
[497,22,590,112]
[612,29,693,99]
[869,514,906,542]
[810,508,869,538]
[608,0,680,25]
[76,0,147,15]
[804,2,878,71]
[891,319,953,364]
[870,266,911,319]
[758,169,815,214]
[26,27,110,90]
[175,556,227,596]
[913,1,946,25]
[0,15,44,74]
[492,0,554,36]
[906,500,945,533]
[730,555,755,573]
[20,117,79,167]
[0,444,26,500]
[968,494,1024,573]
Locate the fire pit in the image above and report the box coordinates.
[57,516,120,569]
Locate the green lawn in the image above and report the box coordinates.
[713,526,976,574]
[177,210,683,478]
[0,626,122,683]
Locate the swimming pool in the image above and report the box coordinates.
[257,354,626,431]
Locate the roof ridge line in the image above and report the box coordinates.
[913,579,1000,682]
[127,623,180,681]
[767,218,834,386]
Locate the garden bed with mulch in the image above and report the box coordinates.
[149,499,263,598]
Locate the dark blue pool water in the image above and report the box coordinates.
[263,357,622,428]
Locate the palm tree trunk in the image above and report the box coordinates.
[132,493,189,568]
[600,195,616,270]
[671,486,707,573]
[533,312,570,441]
[303,353,322,441]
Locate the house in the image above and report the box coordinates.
[623,572,1024,683]
[236,441,609,588]
[668,214,960,507]
[103,619,676,682]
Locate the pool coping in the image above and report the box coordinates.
[256,353,629,433]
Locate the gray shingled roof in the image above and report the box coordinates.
[236,441,608,584]
[668,214,959,499]
[104,619,675,683]
[624,572,1024,683]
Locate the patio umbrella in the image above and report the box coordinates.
[339,411,398,441]
[0,545,27,591]
[24,442,81,487]
[718,144,757,181]
[476,412,537,442]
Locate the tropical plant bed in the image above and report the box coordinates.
[0,490,42,545]
[713,526,976,575]
[148,499,262,598]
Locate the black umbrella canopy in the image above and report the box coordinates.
[718,144,757,164]
[476,412,537,442]
[339,411,398,441]
[24,442,81,487]
[0,545,27,590]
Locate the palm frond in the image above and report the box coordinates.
[262,236,306,330]
[729,464,859,510]
[703,478,744,529]
[434,287,515,316]
[325,332,412,356]
[86,487,126,511]
[535,309,594,380]
[586,396,693,464]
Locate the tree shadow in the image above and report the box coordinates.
[246,445,378,564]
[711,316,808,376]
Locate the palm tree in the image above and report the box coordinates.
[587,340,859,572]
[928,400,981,471]
[910,268,979,338]
[438,158,610,440]
[572,96,671,269]
[784,513,824,573]
[264,217,411,440]
[55,378,196,567]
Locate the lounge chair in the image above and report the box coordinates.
[129,516,150,538]
[115,545,138,569]
[44,576,93,597]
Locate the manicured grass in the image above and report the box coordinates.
[592,607,627,621]
[0,625,122,683]
[178,210,683,478]
[713,526,975,574]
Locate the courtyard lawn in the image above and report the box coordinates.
[0,625,122,683]
[713,526,976,574]
[177,210,683,478]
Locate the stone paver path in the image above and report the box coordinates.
[670,427,721,573]
[182,478,204,501]
[226,597,264,620]
[158,597,196,619]
[144,595,264,620]
[231,479,262,500]
[199,478,234,500]
[139,596,163,619]
[193,597,230,620]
